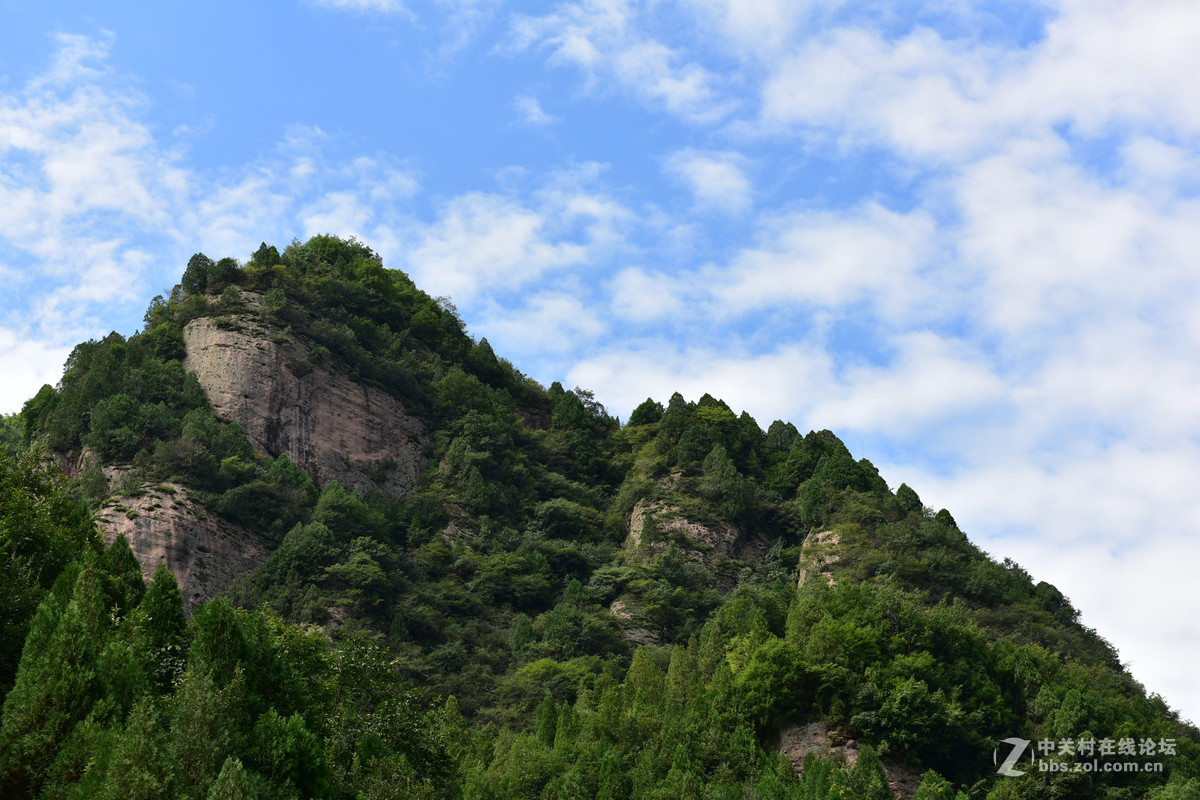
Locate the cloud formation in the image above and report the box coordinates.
[4,2,1200,721]
[664,149,752,213]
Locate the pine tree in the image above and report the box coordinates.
[624,648,664,710]
[510,614,535,657]
[188,596,247,689]
[206,757,263,800]
[133,563,188,693]
[664,643,698,710]
[95,699,176,800]
[915,769,963,800]
[595,748,628,800]
[0,560,107,798]
[697,621,725,683]
[102,534,146,614]
[535,691,558,748]
[0,449,98,694]
[169,669,232,799]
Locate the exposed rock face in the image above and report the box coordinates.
[182,313,425,499]
[797,529,841,588]
[617,494,769,642]
[608,599,663,646]
[778,721,923,799]
[93,482,269,612]
[628,497,765,558]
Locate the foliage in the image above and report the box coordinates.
[0,550,451,800]
[0,449,99,696]
[2,235,1196,799]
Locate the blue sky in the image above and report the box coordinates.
[3,0,1199,722]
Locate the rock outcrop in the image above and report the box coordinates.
[778,721,923,799]
[627,497,765,558]
[182,311,425,499]
[93,482,269,612]
[608,599,663,646]
[797,529,842,588]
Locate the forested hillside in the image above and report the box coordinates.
[1,236,1197,800]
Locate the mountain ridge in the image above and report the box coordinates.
[1,234,1196,800]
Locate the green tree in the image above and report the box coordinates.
[0,413,23,457]
[534,691,558,748]
[628,398,664,427]
[247,708,329,798]
[0,450,98,693]
[183,253,216,295]
[94,699,176,800]
[206,757,264,800]
[133,563,188,693]
[915,769,967,800]
[169,669,235,799]
[896,483,923,515]
[0,561,107,798]
[703,443,749,519]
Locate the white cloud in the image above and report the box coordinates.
[300,157,421,242]
[480,291,607,355]
[0,328,72,413]
[400,164,633,306]
[568,342,835,426]
[0,32,189,345]
[664,148,752,213]
[309,0,409,14]
[433,0,504,55]
[508,0,736,122]
[712,202,937,316]
[806,331,1006,436]
[952,137,1200,338]
[755,2,1200,161]
[759,26,1005,159]
[1017,0,1200,137]
[404,192,589,301]
[682,0,814,57]
[514,94,558,125]
[609,267,690,321]
[898,442,1200,719]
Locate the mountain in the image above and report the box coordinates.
[1,235,1197,800]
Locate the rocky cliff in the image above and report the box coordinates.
[181,303,426,500]
[93,480,269,612]
[627,495,767,559]
[778,722,923,799]
[91,293,429,608]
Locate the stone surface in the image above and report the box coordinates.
[628,497,765,558]
[182,311,426,499]
[797,529,841,588]
[94,482,269,612]
[778,721,924,799]
[607,599,663,646]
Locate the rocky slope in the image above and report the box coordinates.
[181,302,426,500]
[778,722,923,799]
[93,480,269,611]
[87,289,430,608]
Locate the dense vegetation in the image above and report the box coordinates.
[2,236,1197,799]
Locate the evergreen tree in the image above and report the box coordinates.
[0,561,106,798]
[0,449,98,693]
[103,534,147,615]
[535,691,558,748]
[94,699,176,800]
[206,757,263,800]
[133,563,188,693]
